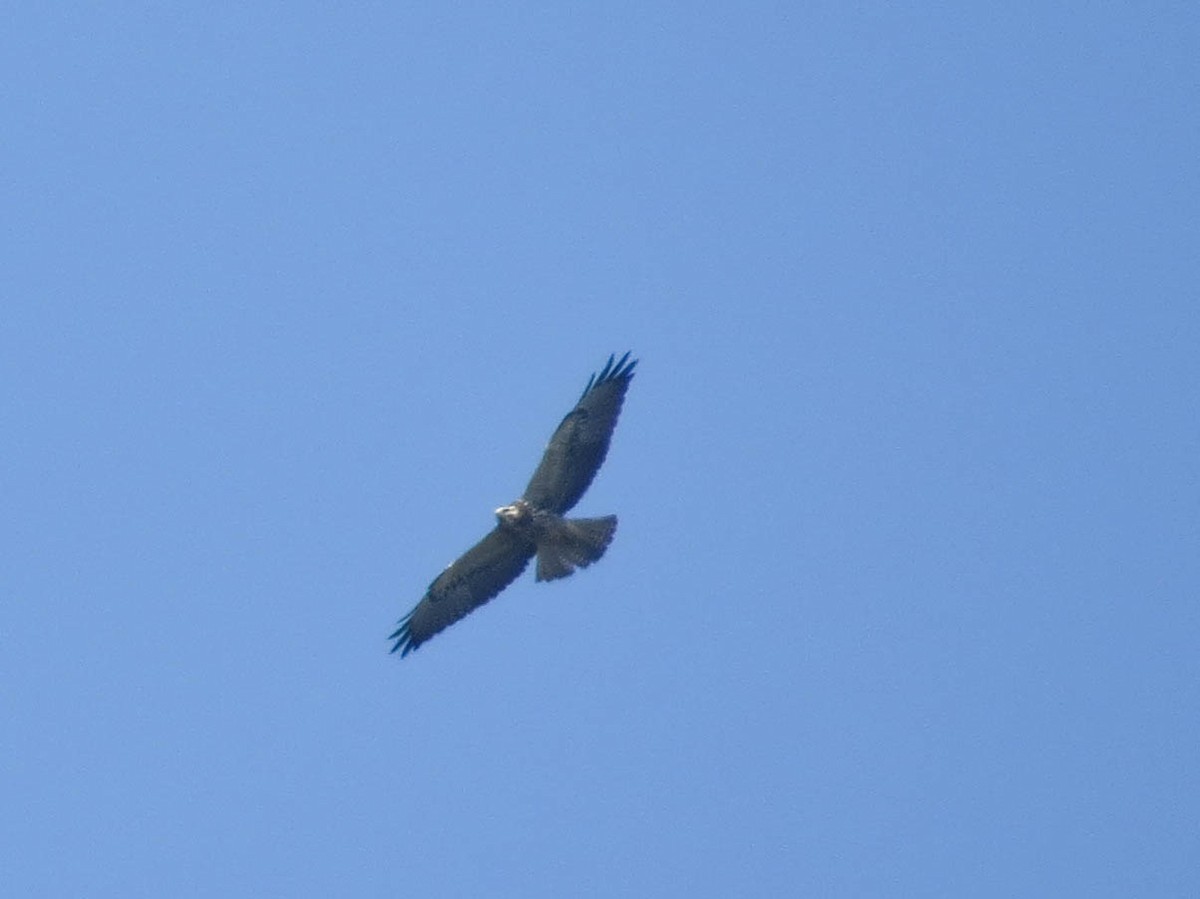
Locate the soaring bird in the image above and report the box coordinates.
[390,352,637,657]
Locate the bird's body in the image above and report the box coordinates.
[390,352,636,657]
[493,499,618,582]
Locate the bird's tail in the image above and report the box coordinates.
[535,515,618,582]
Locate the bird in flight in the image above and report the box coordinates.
[390,352,637,657]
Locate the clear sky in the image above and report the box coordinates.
[3,4,1198,896]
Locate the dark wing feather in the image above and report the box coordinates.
[389,527,535,657]
[522,352,637,515]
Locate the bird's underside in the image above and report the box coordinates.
[390,352,636,658]
[495,499,618,582]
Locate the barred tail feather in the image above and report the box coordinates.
[535,515,618,582]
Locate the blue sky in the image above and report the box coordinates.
[3,4,1198,896]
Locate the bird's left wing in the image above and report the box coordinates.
[390,526,535,657]
[522,352,637,515]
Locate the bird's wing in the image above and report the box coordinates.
[522,352,637,515]
[390,526,535,657]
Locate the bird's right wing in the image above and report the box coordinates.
[390,526,535,657]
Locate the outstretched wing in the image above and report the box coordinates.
[390,527,535,657]
[522,352,637,515]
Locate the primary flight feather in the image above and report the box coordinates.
[390,352,637,657]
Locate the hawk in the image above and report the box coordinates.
[390,352,637,657]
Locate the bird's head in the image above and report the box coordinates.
[494,501,531,525]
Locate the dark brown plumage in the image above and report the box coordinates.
[390,352,636,657]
